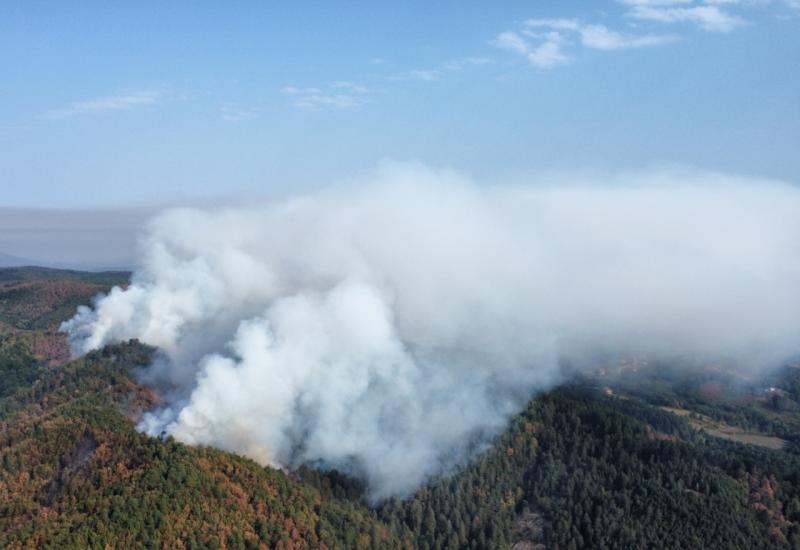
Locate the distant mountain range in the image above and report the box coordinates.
[0,251,130,272]
[0,251,41,268]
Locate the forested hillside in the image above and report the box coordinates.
[3,267,800,549]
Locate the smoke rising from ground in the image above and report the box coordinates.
[62,163,800,499]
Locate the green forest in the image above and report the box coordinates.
[3,267,800,549]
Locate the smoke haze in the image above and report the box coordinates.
[0,207,152,270]
[62,163,800,499]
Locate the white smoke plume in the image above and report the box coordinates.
[62,162,800,499]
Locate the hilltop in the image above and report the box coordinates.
[0,253,41,269]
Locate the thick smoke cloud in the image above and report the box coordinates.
[62,163,800,499]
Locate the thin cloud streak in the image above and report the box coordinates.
[578,23,677,49]
[390,56,494,81]
[39,90,163,120]
[619,0,746,32]
[220,105,260,122]
[494,19,674,68]
[281,83,370,111]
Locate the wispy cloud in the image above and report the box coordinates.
[530,33,572,67]
[280,86,322,95]
[524,18,582,31]
[578,23,677,49]
[494,31,531,55]
[331,81,372,94]
[220,104,259,122]
[40,89,162,119]
[620,0,746,32]
[281,83,370,111]
[493,30,571,68]
[441,56,495,71]
[527,18,677,50]
[493,0,776,69]
[390,69,443,81]
[494,18,674,68]
[391,56,494,81]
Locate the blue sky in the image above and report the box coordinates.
[1,0,799,208]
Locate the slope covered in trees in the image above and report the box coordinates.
[0,342,407,549]
[0,269,406,549]
[377,386,800,549]
[3,267,800,549]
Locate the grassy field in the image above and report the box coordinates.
[661,406,787,450]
